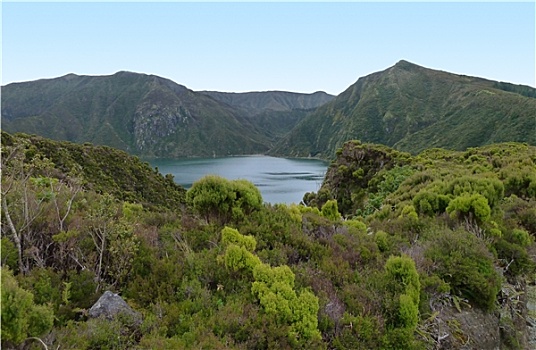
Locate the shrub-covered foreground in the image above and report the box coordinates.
[1,133,535,349]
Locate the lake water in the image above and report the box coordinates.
[150,156,329,204]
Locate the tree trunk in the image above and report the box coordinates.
[2,195,25,274]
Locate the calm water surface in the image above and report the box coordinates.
[150,156,328,204]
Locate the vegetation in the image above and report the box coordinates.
[1,131,535,349]
[3,61,535,160]
[2,73,332,158]
[270,60,536,158]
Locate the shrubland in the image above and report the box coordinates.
[2,132,535,349]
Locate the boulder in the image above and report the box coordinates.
[88,291,140,323]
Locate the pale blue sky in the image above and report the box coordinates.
[2,1,535,94]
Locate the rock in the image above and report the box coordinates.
[527,283,536,348]
[436,306,501,350]
[88,291,141,323]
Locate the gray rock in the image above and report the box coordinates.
[88,291,140,323]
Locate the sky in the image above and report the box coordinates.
[2,1,535,95]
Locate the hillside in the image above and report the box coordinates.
[2,72,315,157]
[201,90,334,115]
[2,133,535,349]
[0,131,186,210]
[270,60,536,158]
[3,62,535,159]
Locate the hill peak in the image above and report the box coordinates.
[392,60,423,71]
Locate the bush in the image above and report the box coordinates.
[187,176,262,224]
[509,228,532,247]
[446,193,491,222]
[221,226,257,252]
[425,228,501,310]
[321,199,342,221]
[1,268,54,347]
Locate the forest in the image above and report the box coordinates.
[1,132,535,349]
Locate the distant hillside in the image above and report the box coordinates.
[1,72,313,157]
[201,90,334,115]
[3,62,534,159]
[270,60,536,158]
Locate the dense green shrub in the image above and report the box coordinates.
[425,228,501,310]
[187,175,262,224]
[446,193,491,222]
[321,199,342,221]
[1,268,54,347]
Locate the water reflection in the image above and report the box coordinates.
[150,155,328,204]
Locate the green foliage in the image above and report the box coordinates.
[1,237,18,270]
[400,204,419,222]
[1,131,186,210]
[1,268,54,346]
[1,128,535,349]
[412,191,450,216]
[122,202,144,221]
[223,244,261,273]
[220,226,261,273]
[343,219,367,233]
[445,176,504,209]
[251,263,321,343]
[398,293,419,329]
[321,199,341,221]
[446,193,491,222]
[383,255,421,329]
[384,255,420,301]
[311,142,411,216]
[375,230,389,252]
[271,60,536,159]
[187,175,262,224]
[502,165,536,198]
[426,228,501,310]
[509,228,533,247]
[230,179,264,220]
[221,226,257,252]
[494,239,534,277]
[53,315,141,350]
[335,313,381,349]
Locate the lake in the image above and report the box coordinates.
[150,156,329,204]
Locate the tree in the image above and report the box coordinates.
[1,141,53,274]
[1,139,83,274]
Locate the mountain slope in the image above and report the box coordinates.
[201,90,334,115]
[1,131,186,210]
[270,60,536,158]
[1,72,277,157]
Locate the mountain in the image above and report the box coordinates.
[3,62,535,159]
[270,60,536,158]
[2,72,324,158]
[201,90,334,115]
[201,90,334,141]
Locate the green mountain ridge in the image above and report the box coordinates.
[270,60,536,158]
[2,61,535,159]
[201,90,334,115]
[2,72,327,158]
